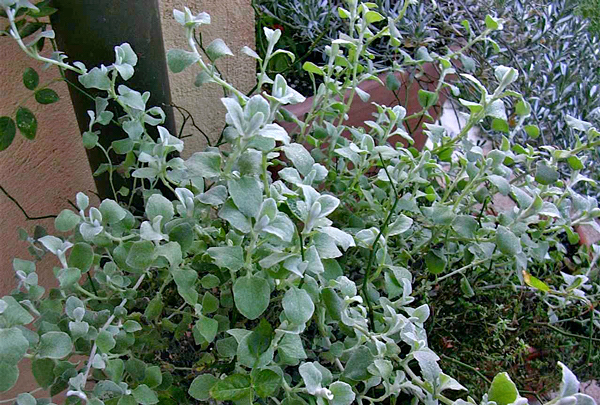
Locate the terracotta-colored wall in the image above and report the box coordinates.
[283,65,445,150]
[0,40,96,296]
[0,38,97,401]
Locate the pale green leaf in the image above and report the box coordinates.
[0,327,29,364]
[496,226,522,255]
[254,369,281,398]
[186,151,221,178]
[167,49,199,73]
[282,287,314,325]
[330,381,355,405]
[228,177,262,218]
[132,384,159,405]
[96,330,116,353]
[55,209,81,232]
[38,331,72,359]
[172,269,198,305]
[0,362,19,392]
[488,372,519,405]
[299,362,322,395]
[189,374,218,401]
[206,38,233,60]
[99,199,127,224]
[558,362,580,397]
[233,275,270,320]
[195,315,218,343]
[126,241,156,269]
[207,246,244,272]
[145,194,174,224]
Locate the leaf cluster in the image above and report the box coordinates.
[0,1,599,405]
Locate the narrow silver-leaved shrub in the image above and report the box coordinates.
[0,1,598,405]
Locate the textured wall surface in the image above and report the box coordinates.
[160,0,256,156]
[0,39,98,400]
[0,40,97,297]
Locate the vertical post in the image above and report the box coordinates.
[50,0,176,201]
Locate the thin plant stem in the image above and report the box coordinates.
[362,155,401,330]
[588,306,596,363]
[76,273,146,397]
[0,387,44,404]
[96,144,118,201]
[441,354,491,384]
[437,257,491,282]
[536,322,600,343]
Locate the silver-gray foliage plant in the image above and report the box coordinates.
[1,1,599,405]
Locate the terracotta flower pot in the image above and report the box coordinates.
[282,63,448,150]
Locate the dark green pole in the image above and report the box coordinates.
[49,0,176,203]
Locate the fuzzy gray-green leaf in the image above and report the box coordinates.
[233,275,270,320]
[167,49,199,73]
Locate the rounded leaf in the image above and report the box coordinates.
[142,366,163,389]
[34,88,60,104]
[82,131,99,149]
[488,372,519,405]
[126,358,147,382]
[16,107,37,140]
[189,374,217,401]
[17,393,36,405]
[303,61,323,76]
[123,320,142,333]
[535,161,559,186]
[206,38,233,61]
[233,275,270,320]
[55,209,81,232]
[146,194,174,224]
[132,384,159,405]
[67,242,94,272]
[38,331,72,359]
[144,294,163,320]
[330,381,356,405]
[118,396,136,405]
[558,362,580,397]
[425,250,446,275]
[0,116,16,151]
[22,67,39,90]
[99,199,127,224]
[495,226,522,255]
[31,358,56,389]
[0,362,19,392]
[567,156,583,171]
[210,374,251,401]
[228,177,262,218]
[418,89,438,109]
[126,240,156,269]
[0,327,29,364]
[254,369,281,398]
[524,124,540,139]
[96,330,116,353]
[282,287,314,325]
[167,49,199,73]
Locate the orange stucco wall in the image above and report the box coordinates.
[0,38,98,401]
[0,39,97,296]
